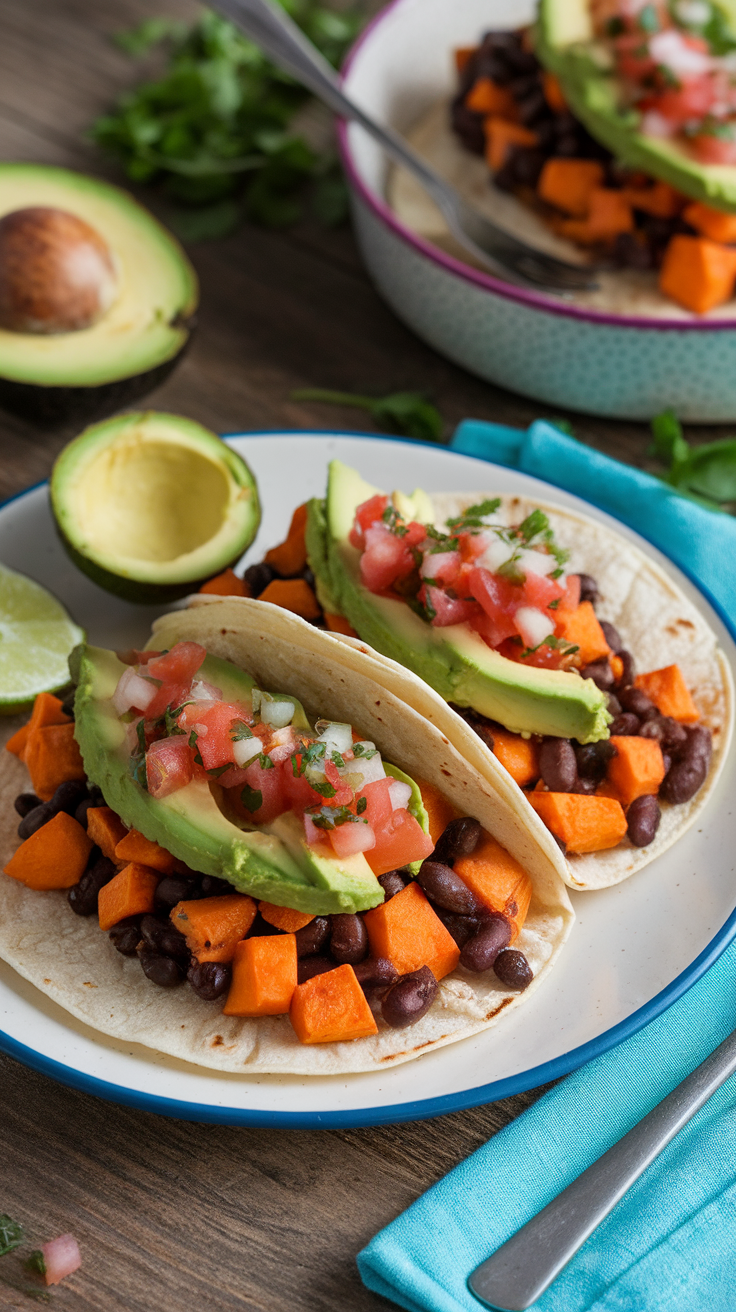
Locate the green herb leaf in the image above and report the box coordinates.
[517,508,549,542]
[230,720,254,741]
[293,740,326,775]
[240,784,263,812]
[257,752,275,770]
[0,1216,23,1256]
[638,5,659,32]
[446,497,502,532]
[308,776,337,798]
[356,795,367,814]
[291,387,444,442]
[25,1252,46,1276]
[351,743,377,759]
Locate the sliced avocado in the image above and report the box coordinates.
[51,412,260,603]
[73,644,391,914]
[310,461,611,744]
[305,496,340,613]
[0,164,198,425]
[537,0,736,210]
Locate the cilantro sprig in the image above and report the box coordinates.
[292,388,444,441]
[650,410,736,509]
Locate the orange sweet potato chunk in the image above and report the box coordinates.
[259,901,314,932]
[683,201,736,244]
[604,736,665,809]
[363,881,460,980]
[466,77,517,118]
[527,791,627,853]
[635,665,699,723]
[484,118,538,172]
[4,811,93,890]
[556,188,634,244]
[86,807,129,861]
[24,722,85,801]
[289,964,378,1044]
[257,578,321,620]
[454,46,478,74]
[27,692,70,733]
[114,828,176,874]
[5,723,29,759]
[542,71,566,113]
[624,181,683,219]
[453,832,532,941]
[416,779,458,845]
[98,862,160,931]
[324,612,358,636]
[491,728,540,788]
[538,158,604,216]
[199,568,249,597]
[556,601,611,665]
[659,234,736,314]
[223,934,298,1016]
[171,893,257,962]
[264,504,309,578]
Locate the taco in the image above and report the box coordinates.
[0,598,573,1075]
[305,462,733,891]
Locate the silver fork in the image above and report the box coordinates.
[212,0,599,293]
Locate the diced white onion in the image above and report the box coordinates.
[112,667,157,715]
[348,743,386,788]
[674,0,711,25]
[649,29,712,74]
[315,720,353,753]
[515,606,554,649]
[517,547,557,577]
[190,679,222,702]
[260,694,295,729]
[640,110,676,139]
[233,735,262,767]
[477,534,514,574]
[420,550,457,579]
[388,780,413,811]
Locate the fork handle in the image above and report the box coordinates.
[468,1026,736,1312]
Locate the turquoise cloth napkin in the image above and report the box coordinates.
[358,419,736,1312]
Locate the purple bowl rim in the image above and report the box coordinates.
[337,0,736,333]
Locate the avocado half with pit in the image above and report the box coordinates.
[0,163,197,424]
[537,0,736,210]
[50,411,260,602]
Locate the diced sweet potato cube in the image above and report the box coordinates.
[454,46,478,74]
[4,811,93,890]
[199,568,249,597]
[542,71,566,113]
[86,807,128,861]
[465,77,517,119]
[98,862,160,931]
[363,881,460,979]
[556,188,634,244]
[259,901,314,933]
[453,832,532,941]
[264,504,309,578]
[484,118,538,172]
[527,791,627,852]
[27,692,70,733]
[416,778,457,845]
[223,934,297,1016]
[491,728,540,788]
[659,234,736,315]
[683,201,736,244]
[257,578,321,620]
[289,964,378,1044]
[635,665,699,723]
[604,736,666,808]
[324,612,357,636]
[5,723,29,759]
[114,828,176,873]
[24,722,85,801]
[625,181,683,219]
[538,158,604,216]
[171,893,257,962]
[556,601,611,665]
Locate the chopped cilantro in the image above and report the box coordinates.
[293,740,327,775]
[352,743,377,760]
[638,5,659,31]
[241,784,263,812]
[330,751,346,769]
[230,720,253,741]
[356,795,367,815]
[381,504,409,537]
[207,764,232,778]
[517,508,549,542]
[308,804,365,829]
[0,1216,23,1256]
[25,1252,46,1276]
[257,752,274,770]
[188,728,204,767]
[446,497,501,533]
[308,777,338,799]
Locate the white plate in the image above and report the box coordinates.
[1,432,734,1127]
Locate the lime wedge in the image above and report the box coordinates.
[0,563,85,713]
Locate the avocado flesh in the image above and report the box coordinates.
[537,0,736,211]
[73,645,391,914]
[51,412,261,603]
[311,461,611,744]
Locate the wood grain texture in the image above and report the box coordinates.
[0,0,677,1306]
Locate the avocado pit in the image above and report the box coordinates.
[0,205,118,334]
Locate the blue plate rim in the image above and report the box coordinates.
[1,426,734,1128]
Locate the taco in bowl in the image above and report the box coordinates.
[305,462,733,891]
[0,598,573,1075]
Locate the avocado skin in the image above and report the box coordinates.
[54,527,246,605]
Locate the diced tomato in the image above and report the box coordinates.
[216,764,251,789]
[322,758,353,805]
[457,531,487,563]
[181,701,251,770]
[557,574,581,613]
[240,756,287,824]
[282,761,328,811]
[421,549,462,587]
[643,79,714,125]
[143,642,207,719]
[349,494,389,548]
[356,777,394,830]
[519,570,564,611]
[365,809,434,876]
[497,637,570,670]
[466,566,520,646]
[403,521,429,548]
[692,133,736,164]
[613,34,655,81]
[360,524,416,593]
[470,609,518,650]
[421,584,480,628]
[146,736,194,799]
[328,819,376,857]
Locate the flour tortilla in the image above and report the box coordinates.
[0,599,573,1075]
[325,491,733,892]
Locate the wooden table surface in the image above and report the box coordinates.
[0,2,711,1308]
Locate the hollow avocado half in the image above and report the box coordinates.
[51,411,261,602]
[73,644,396,915]
[0,163,198,424]
[307,461,611,744]
[537,0,736,211]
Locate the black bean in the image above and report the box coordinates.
[607,693,622,717]
[381,966,438,1028]
[508,72,540,100]
[140,914,190,962]
[504,45,538,74]
[74,797,97,828]
[599,620,622,653]
[60,696,76,720]
[555,132,583,156]
[493,949,533,991]
[574,740,617,783]
[433,909,483,948]
[627,795,661,847]
[138,945,185,987]
[619,687,656,718]
[460,914,512,972]
[577,573,599,605]
[509,146,546,187]
[609,713,641,736]
[450,102,485,155]
[682,724,713,766]
[49,779,88,816]
[108,917,141,956]
[612,231,653,271]
[378,870,409,900]
[432,816,482,866]
[516,89,548,126]
[417,860,483,916]
[552,834,568,855]
[188,960,232,1001]
[154,874,198,909]
[17,802,54,840]
[639,716,688,751]
[87,784,104,806]
[294,916,330,958]
[353,957,399,993]
[14,792,40,818]
[330,913,368,965]
[580,660,615,692]
[297,955,335,984]
[243,561,276,596]
[660,755,708,805]
[539,738,577,792]
[662,753,672,775]
[198,874,234,897]
[67,855,116,916]
[617,650,636,688]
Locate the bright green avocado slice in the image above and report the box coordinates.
[51,411,260,603]
[308,461,611,744]
[73,644,399,914]
[537,0,736,210]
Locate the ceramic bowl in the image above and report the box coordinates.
[339,0,736,421]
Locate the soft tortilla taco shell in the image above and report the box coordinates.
[0,600,573,1076]
[329,492,734,892]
